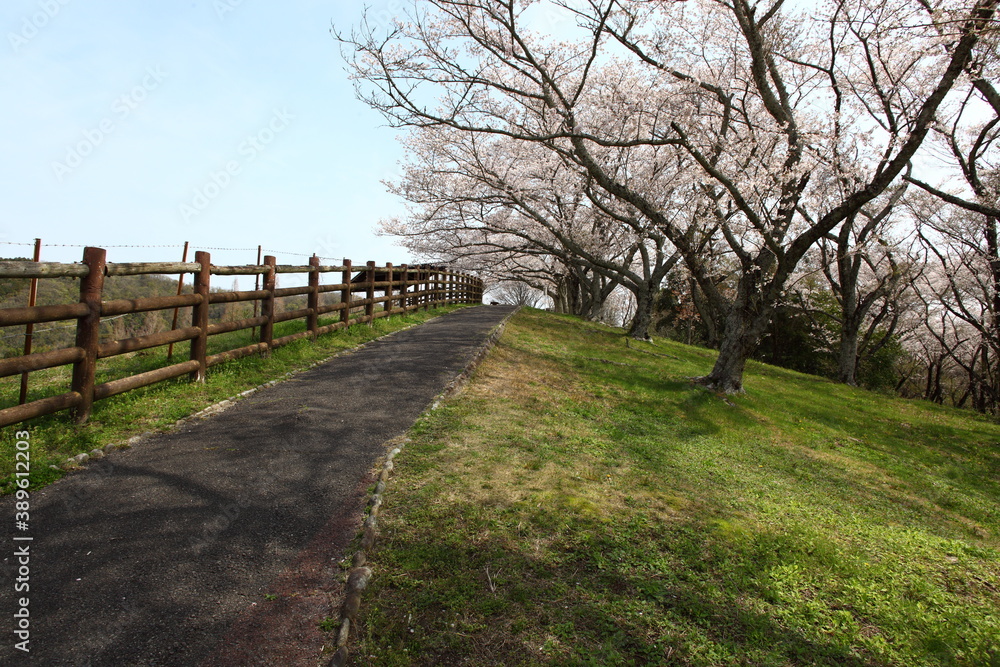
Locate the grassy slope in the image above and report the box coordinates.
[354,309,1000,667]
[0,305,467,494]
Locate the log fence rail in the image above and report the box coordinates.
[0,247,484,427]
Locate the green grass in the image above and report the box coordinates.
[0,304,468,494]
[352,309,1000,666]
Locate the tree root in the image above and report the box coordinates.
[690,375,742,404]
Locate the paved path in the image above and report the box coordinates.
[1,305,516,667]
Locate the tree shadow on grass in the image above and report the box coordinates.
[359,502,907,667]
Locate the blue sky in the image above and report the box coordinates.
[1,0,412,269]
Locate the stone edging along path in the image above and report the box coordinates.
[326,306,519,667]
[54,308,481,472]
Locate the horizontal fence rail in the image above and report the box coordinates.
[0,247,484,427]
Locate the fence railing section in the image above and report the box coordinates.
[0,247,484,427]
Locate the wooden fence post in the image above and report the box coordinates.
[341,259,352,326]
[19,238,41,405]
[384,262,394,312]
[399,263,409,311]
[422,264,431,311]
[411,265,418,309]
[365,260,376,322]
[425,265,432,308]
[434,266,442,306]
[260,255,276,353]
[167,241,190,362]
[411,265,417,310]
[70,246,107,424]
[252,244,262,341]
[189,251,211,382]
[308,255,320,338]
[416,265,423,309]
[429,266,436,307]
[431,266,436,305]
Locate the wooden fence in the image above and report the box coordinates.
[0,247,484,427]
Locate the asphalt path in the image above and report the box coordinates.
[1,305,516,667]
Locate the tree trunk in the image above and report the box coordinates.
[957,383,972,410]
[576,268,605,321]
[931,361,944,404]
[565,271,583,318]
[837,317,861,386]
[551,276,568,314]
[584,273,604,321]
[690,277,722,348]
[696,275,772,393]
[924,361,936,401]
[628,288,654,340]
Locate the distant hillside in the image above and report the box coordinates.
[1,274,186,357]
[0,273,310,358]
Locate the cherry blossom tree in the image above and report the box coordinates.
[913,194,1000,412]
[340,0,997,392]
[816,185,917,385]
[901,5,999,411]
[379,125,687,338]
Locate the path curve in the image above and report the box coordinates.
[1,305,517,667]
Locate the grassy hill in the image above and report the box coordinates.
[352,309,1000,666]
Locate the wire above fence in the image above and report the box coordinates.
[1,240,347,262]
